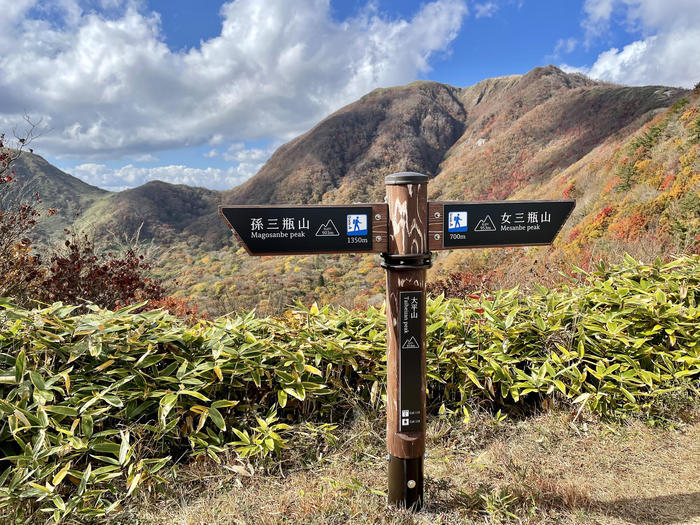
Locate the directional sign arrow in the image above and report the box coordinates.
[428,200,575,250]
[219,204,388,255]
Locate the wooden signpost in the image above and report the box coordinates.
[220,173,574,511]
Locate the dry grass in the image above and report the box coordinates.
[130,411,700,525]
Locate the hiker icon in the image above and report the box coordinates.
[448,211,468,232]
[346,214,368,236]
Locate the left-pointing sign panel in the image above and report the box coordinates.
[219,205,388,255]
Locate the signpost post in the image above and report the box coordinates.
[383,173,430,509]
[220,173,574,511]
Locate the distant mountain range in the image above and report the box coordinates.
[5,65,698,313]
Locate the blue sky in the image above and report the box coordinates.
[1,0,698,191]
[149,0,624,89]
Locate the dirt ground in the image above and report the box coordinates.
[134,411,700,525]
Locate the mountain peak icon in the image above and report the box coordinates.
[474,215,496,232]
[402,336,420,349]
[316,220,340,237]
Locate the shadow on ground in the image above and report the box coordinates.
[590,492,700,525]
[425,476,700,525]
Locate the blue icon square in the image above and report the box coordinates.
[347,214,368,236]
[448,211,467,232]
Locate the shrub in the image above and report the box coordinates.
[0,255,698,521]
[0,199,45,305]
[692,117,700,143]
[616,161,638,191]
[629,121,666,156]
[36,233,165,310]
[147,295,203,324]
[427,270,494,299]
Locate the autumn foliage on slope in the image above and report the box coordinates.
[1,143,166,311]
[428,89,700,296]
[554,95,700,262]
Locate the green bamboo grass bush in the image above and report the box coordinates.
[0,255,698,521]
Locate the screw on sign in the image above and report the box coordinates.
[220,174,574,511]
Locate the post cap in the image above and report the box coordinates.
[385,172,429,185]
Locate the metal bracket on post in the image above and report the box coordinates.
[380,252,433,270]
[388,455,424,510]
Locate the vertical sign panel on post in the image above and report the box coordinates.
[399,290,422,432]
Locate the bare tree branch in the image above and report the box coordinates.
[1,114,45,182]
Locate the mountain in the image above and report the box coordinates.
[4,154,227,247]
[224,80,467,204]
[4,65,697,314]
[431,69,685,200]
[74,181,225,247]
[225,66,687,205]
[0,152,108,240]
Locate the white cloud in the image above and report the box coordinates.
[616,0,700,34]
[203,149,218,158]
[208,134,225,146]
[100,0,126,8]
[569,0,700,88]
[584,0,700,37]
[222,145,270,163]
[474,2,498,19]
[0,0,468,167]
[582,0,616,42]
[129,153,158,162]
[558,63,586,75]
[71,161,259,192]
[554,37,578,55]
[226,142,245,152]
[587,32,700,87]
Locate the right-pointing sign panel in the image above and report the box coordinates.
[429,200,575,250]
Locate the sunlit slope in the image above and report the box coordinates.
[176,86,698,314]
[429,90,699,280]
[1,152,108,241]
